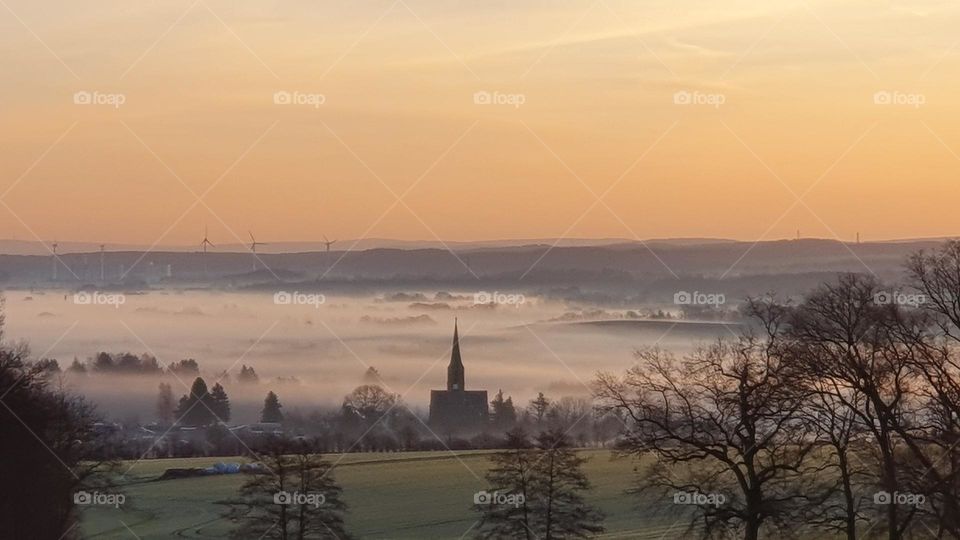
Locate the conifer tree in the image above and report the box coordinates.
[475,428,604,539]
[229,440,350,539]
[209,382,231,423]
[261,390,283,423]
[476,428,536,539]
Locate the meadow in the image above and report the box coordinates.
[80,450,683,539]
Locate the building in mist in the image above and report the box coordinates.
[428,320,488,434]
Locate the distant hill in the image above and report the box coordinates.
[3,235,950,256]
[0,237,736,255]
[0,238,949,295]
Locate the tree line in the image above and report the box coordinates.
[155,378,283,427]
[49,352,262,384]
[594,241,960,540]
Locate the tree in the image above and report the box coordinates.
[0,299,116,538]
[156,382,176,425]
[168,358,200,377]
[261,391,283,423]
[784,274,926,539]
[115,353,140,373]
[338,385,402,450]
[341,384,396,424]
[545,397,591,442]
[490,390,518,432]
[67,358,86,374]
[595,321,816,540]
[228,439,350,539]
[93,352,114,372]
[528,429,604,539]
[475,428,603,540]
[529,392,550,425]
[237,364,259,384]
[209,383,231,423]
[794,367,870,540]
[35,358,61,376]
[898,243,960,535]
[743,295,870,540]
[84,352,162,375]
[476,428,536,539]
[175,377,217,426]
[138,354,162,374]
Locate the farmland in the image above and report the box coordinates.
[80,450,681,539]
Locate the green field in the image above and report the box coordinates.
[80,450,682,539]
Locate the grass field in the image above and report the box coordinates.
[80,450,683,539]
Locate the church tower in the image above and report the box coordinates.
[429,318,488,434]
[447,319,464,391]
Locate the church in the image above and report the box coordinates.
[428,320,488,434]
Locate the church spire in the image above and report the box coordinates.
[447,318,464,391]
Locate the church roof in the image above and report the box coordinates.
[450,318,463,369]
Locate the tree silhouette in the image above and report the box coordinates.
[228,439,350,539]
[0,300,116,539]
[528,392,550,425]
[209,382,231,423]
[341,384,396,423]
[475,428,603,539]
[167,358,200,377]
[175,377,217,426]
[261,391,283,423]
[155,382,175,425]
[528,429,604,539]
[490,390,517,432]
[237,364,259,384]
[594,327,815,540]
[476,428,536,539]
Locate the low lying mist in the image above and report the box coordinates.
[4,289,735,423]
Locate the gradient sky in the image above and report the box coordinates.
[2,0,959,246]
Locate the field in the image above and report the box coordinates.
[79,450,682,539]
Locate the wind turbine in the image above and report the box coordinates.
[323,235,337,253]
[248,231,268,270]
[200,227,215,276]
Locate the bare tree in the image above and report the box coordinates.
[594,321,817,540]
[341,384,396,424]
[798,376,870,540]
[740,295,870,539]
[546,396,592,444]
[905,241,960,536]
[784,274,927,539]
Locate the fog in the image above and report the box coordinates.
[3,289,735,424]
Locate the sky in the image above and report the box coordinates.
[2,0,960,246]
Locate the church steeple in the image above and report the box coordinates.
[447,318,464,391]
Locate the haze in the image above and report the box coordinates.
[4,289,731,423]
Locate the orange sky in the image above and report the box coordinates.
[1,0,959,246]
